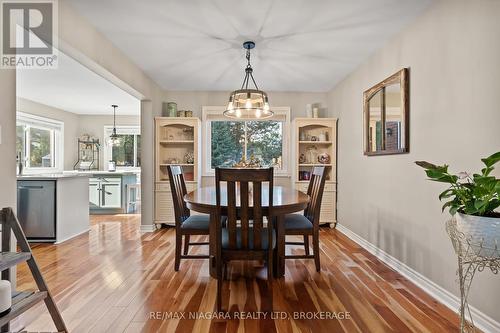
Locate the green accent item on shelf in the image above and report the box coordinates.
[167,102,177,117]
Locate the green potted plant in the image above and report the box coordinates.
[415,152,500,256]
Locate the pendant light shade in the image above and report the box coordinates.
[108,104,121,146]
[224,41,272,120]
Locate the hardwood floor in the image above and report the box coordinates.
[12,214,462,333]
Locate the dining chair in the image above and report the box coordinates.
[214,167,275,312]
[167,165,210,271]
[284,166,326,271]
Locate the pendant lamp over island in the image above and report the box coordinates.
[224,41,272,119]
[108,104,121,146]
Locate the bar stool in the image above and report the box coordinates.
[126,183,141,213]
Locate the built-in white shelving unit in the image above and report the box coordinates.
[154,117,201,226]
[293,118,338,227]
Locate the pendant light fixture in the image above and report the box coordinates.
[224,41,272,119]
[108,104,121,146]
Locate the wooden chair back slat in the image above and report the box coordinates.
[240,181,249,249]
[304,167,327,226]
[226,181,237,249]
[215,168,274,251]
[167,165,190,226]
[252,181,263,250]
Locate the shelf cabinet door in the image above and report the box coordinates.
[155,190,174,224]
[89,180,101,208]
[101,180,122,208]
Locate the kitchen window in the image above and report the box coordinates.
[202,107,290,176]
[16,113,63,173]
[104,126,141,169]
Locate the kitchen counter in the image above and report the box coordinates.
[63,170,139,175]
[17,171,139,217]
[17,173,90,180]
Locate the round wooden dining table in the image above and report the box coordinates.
[184,185,310,278]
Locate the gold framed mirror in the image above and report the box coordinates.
[363,68,409,155]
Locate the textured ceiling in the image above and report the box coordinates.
[68,0,433,92]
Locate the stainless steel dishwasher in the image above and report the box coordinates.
[17,180,57,242]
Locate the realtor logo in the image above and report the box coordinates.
[1,0,58,68]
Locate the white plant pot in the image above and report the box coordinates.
[455,213,500,258]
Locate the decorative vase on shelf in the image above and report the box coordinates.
[306,146,317,164]
[184,152,195,164]
[167,102,177,117]
[312,106,319,118]
[318,132,328,142]
[305,104,313,118]
[299,131,307,141]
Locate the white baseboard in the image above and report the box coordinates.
[54,228,90,244]
[140,224,157,233]
[336,224,500,333]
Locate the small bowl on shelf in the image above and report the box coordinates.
[317,153,331,164]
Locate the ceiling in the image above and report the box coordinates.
[68,0,432,92]
[17,51,141,115]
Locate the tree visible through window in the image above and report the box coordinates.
[105,127,141,168]
[29,127,52,167]
[211,121,283,169]
[16,115,60,171]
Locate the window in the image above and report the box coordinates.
[16,113,63,172]
[104,126,141,169]
[203,107,290,175]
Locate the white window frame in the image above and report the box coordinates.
[16,112,64,174]
[202,106,291,177]
[104,125,141,170]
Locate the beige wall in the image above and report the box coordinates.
[328,0,500,323]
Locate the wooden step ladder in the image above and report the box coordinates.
[0,207,67,332]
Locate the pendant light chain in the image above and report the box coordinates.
[246,48,251,67]
[109,104,121,146]
[247,48,259,90]
[240,47,259,90]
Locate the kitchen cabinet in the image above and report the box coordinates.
[101,178,122,208]
[89,179,100,208]
[89,173,137,214]
[17,174,90,243]
[17,180,56,240]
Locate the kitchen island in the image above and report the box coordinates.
[88,171,137,214]
[17,173,90,243]
[63,171,138,214]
